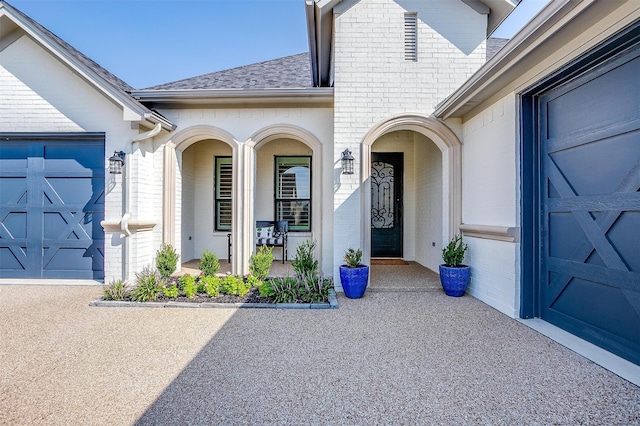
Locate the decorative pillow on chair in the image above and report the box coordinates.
[256,226,274,240]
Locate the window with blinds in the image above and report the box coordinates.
[215,156,232,231]
[404,13,417,61]
[275,156,311,231]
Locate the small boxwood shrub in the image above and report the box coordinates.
[199,250,220,276]
[249,245,274,281]
[156,244,179,279]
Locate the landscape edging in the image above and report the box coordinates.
[90,290,339,309]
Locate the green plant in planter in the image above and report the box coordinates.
[340,247,369,299]
[156,243,179,279]
[343,248,363,268]
[440,235,471,297]
[441,234,468,266]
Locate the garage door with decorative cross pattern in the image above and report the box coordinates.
[538,48,640,364]
[0,135,105,279]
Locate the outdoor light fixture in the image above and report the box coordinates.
[341,148,354,175]
[108,151,126,174]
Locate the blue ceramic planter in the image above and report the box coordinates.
[339,265,369,299]
[439,265,470,297]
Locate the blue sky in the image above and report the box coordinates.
[9,0,550,89]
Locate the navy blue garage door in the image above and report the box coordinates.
[0,134,105,279]
[537,45,640,363]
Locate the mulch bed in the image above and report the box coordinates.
[152,287,274,304]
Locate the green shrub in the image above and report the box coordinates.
[131,266,163,302]
[343,248,363,268]
[201,275,221,297]
[249,245,274,281]
[178,274,195,291]
[102,279,129,301]
[162,283,179,298]
[257,280,275,298]
[245,274,260,288]
[180,274,198,298]
[269,276,299,303]
[291,239,318,276]
[199,250,220,276]
[219,275,251,297]
[442,234,468,267]
[298,272,332,303]
[156,244,180,279]
[196,277,207,293]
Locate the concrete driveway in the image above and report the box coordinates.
[1,285,638,425]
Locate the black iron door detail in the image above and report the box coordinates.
[371,153,403,257]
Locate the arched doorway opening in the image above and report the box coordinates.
[163,125,239,272]
[361,114,462,272]
[249,125,324,274]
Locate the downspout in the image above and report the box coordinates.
[122,122,162,282]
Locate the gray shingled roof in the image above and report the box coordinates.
[487,37,509,61]
[144,53,312,90]
[2,1,134,94]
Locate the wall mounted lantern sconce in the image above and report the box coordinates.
[108,151,126,174]
[341,148,354,175]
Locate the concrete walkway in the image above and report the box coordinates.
[0,285,638,425]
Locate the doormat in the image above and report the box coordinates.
[371,258,409,265]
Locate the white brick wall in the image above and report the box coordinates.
[455,93,520,317]
[465,237,520,318]
[414,134,443,271]
[333,0,487,278]
[461,95,518,227]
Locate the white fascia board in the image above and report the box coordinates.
[0,7,158,126]
[131,88,335,106]
[435,0,595,119]
[315,0,342,13]
[481,0,520,35]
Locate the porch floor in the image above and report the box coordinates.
[369,262,440,292]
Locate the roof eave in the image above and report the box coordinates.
[435,0,597,119]
[131,87,335,106]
